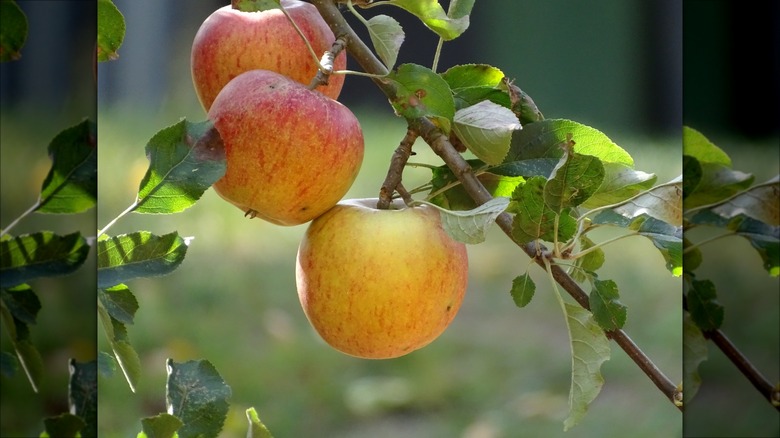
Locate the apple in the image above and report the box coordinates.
[208,69,363,226]
[191,0,346,111]
[296,198,469,359]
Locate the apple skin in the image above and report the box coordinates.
[296,198,469,359]
[191,0,346,111]
[208,69,364,226]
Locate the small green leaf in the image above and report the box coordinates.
[98,304,141,392]
[711,176,780,226]
[502,80,544,124]
[612,177,683,226]
[572,236,604,282]
[383,0,469,40]
[36,119,97,214]
[0,231,90,288]
[732,216,780,276]
[1,284,41,325]
[440,64,510,110]
[138,413,184,438]
[453,100,521,165]
[69,359,97,437]
[366,15,404,69]
[41,413,86,438]
[509,274,535,308]
[580,162,656,209]
[166,359,232,438]
[543,141,606,212]
[682,312,708,406]
[415,197,508,244]
[385,64,455,132]
[232,0,280,12]
[447,0,475,19]
[0,0,28,62]
[246,407,274,438]
[589,279,627,331]
[562,303,610,431]
[97,0,125,61]
[98,351,116,378]
[428,159,526,210]
[510,177,577,244]
[98,284,138,325]
[97,231,189,289]
[637,217,683,276]
[687,279,724,331]
[506,119,633,167]
[1,351,18,378]
[136,119,226,214]
[682,126,731,167]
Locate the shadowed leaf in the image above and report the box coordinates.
[682,312,708,405]
[138,413,183,438]
[366,14,404,69]
[166,359,232,438]
[687,279,723,331]
[589,279,627,331]
[510,273,535,308]
[0,232,90,288]
[97,232,189,288]
[0,0,27,62]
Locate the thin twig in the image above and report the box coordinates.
[310,0,681,409]
[308,36,348,90]
[377,128,417,209]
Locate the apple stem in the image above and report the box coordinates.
[377,128,417,209]
[278,2,326,72]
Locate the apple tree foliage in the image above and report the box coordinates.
[3,0,778,437]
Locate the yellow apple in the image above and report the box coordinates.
[191,0,347,112]
[208,69,363,226]
[296,198,469,359]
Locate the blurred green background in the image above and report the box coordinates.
[91,1,683,437]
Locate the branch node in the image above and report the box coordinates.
[308,35,348,91]
[377,128,417,209]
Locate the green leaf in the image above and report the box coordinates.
[36,120,97,214]
[166,359,232,438]
[383,0,469,40]
[366,14,404,69]
[580,162,656,209]
[732,216,780,277]
[682,155,702,199]
[684,163,755,210]
[0,0,27,62]
[428,159,526,210]
[98,284,138,325]
[97,0,125,61]
[682,312,708,406]
[711,176,780,226]
[232,0,280,12]
[98,351,116,378]
[589,279,627,331]
[637,217,683,276]
[69,359,97,437]
[612,177,683,226]
[1,351,18,378]
[447,0,475,19]
[414,197,509,244]
[41,413,86,438]
[14,339,44,392]
[98,304,141,392]
[97,231,189,289]
[138,413,184,438]
[572,236,604,282]
[135,119,226,214]
[682,126,731,166]
[682,237,702,273]
[562,303,610,431]
[246,407,274,438]
[686,279,724,331]
[506,119,633,167]
[543,140,606,212]
[491,158,559,179]
[502,80,544,124]
[440,64,510,110]
[0,232,90,288]
[453,100,521,165]
[510,177,577,244]
[385,63,455,132]
[1,284,41,325]
[509,274,535,308]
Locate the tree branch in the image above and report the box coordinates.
[377,128,417,209]
[311,0,682,410]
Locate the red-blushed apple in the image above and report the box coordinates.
[191,0,346,112]
[208,69,363,226]
[296,198,469,359]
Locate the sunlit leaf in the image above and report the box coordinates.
[511,177,577,244]
[510,273,535,308]
[69,359,97,437]
[0,0,27,62]
[382,0,469,40]
[447,0,475,19]
[135,119,226,214]
[453,100,521,165]
[544,142,605,212]
[138,413,183,438]
[0,232,90,288]
[385,63,455,132]
[506,119,633,167]
[612,177,683,226]
[440,64,510,110]
[166,359,232,438]
[366,14,404,69]
[686,279,723,331]
[246,407,274,438]
[711,176,780,226]
[36,119,97,214]
[589,279,627,331]
[682,126,731,166]
[414,197,509,244]
[41,413,86,438]
[562,303,610,431]
[581,162,656,209]
[232,0,280,12]
[97,0,125,61]
[428,159,528,211]
[682,312,708,406]
[98,284,138,325]
[96,232,189,288]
